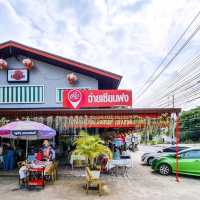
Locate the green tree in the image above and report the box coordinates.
[180,107,200,142]
[73,131,112,169]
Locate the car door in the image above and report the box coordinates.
[178,150,200,175]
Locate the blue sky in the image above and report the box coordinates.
[0,0,200,108]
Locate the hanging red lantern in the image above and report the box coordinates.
[22,58,33,70]
[0,59,8,70]
[67,73,78,85]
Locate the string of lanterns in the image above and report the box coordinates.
[67,73,78,85]
[0,58,79,85]
[0,59,8,70]
[22,58,34,70]
[0,58,34,70]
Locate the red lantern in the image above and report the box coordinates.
[67,73,78,85]
[22,58,33,69]
[0,59,8,70]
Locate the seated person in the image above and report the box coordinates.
[100,156,108,173]
[19,162,28,188]
[49,145,56,161]
[113,146,120,160]
[121,146,131,159]
[0,144,3,167]
[42,140,51,161]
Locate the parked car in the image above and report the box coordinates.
[141,146,189,166]
[152,147,200,176]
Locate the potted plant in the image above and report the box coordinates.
[73,131,112,170]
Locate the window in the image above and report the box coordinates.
[56,88,64,103]
[0,85,44,103]
[182,150,200,159]
[163,147,175,153]
[56,87,91,103]
[178,147,189,151]
[163,146,188,153]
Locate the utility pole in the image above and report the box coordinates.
[168,96,169,107]
[172,95,175,144]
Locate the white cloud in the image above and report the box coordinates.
[0,0,200,109]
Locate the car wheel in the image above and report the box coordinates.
[159,164,171,175]
[147,157,154,166]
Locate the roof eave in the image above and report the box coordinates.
[0,41,122,89]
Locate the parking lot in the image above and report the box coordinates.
[0,145,200,200]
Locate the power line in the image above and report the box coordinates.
[137,24,200,101]
[159,88,200,108]
[145,53,200,107]
[155,71,200,106]
[155,68,200,107]
[157,54,200,98]
[136,10,200,101]
[140,32,200,106]
[145,42,200,107]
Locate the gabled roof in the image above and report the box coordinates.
[0,40,122,89]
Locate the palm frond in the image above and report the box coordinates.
[73,130,112,167]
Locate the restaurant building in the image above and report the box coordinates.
[0,41,180,150]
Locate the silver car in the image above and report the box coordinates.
[141,146,189,166]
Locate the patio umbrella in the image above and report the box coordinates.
[0,120,56,159]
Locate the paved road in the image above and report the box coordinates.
[0,146,200,200]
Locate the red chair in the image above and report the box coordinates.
[100,157,108,173]
[27,167,45,189]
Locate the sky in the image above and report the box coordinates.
[0,0,200,109]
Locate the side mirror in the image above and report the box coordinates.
[175,155,182,159]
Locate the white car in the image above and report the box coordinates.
[141,146,189,166]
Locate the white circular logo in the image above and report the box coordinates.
[68,89,83,108]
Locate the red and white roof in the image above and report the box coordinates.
[0,40,122,89]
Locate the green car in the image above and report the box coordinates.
[152,148,200,176]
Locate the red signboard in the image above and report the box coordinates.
[63,89,132,109]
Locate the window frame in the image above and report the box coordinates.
[181,150,200,159]
[0,85,45,104]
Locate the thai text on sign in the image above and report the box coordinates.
[57,114,170,128]
[63,89,132,109]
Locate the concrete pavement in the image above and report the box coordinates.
[0,146,199,200]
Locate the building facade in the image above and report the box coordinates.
[0,41,180,134]
[0,41,121,110]
[0,40,182,160]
